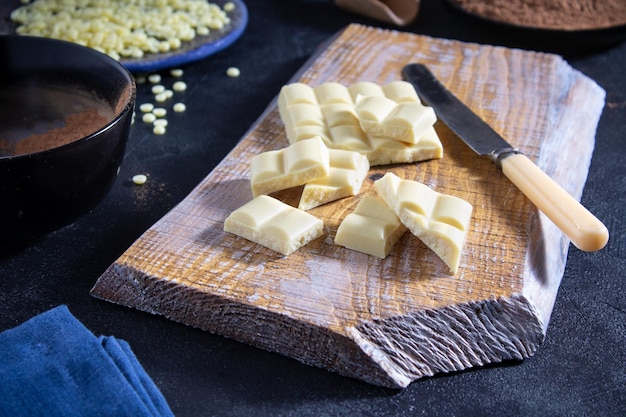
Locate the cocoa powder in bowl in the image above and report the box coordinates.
[8,109,110,156]
[0,34,135,247]
[0,84,118,157]
[450,0,626,31]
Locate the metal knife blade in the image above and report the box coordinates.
[402,63,609,252]
[402,63,517,164]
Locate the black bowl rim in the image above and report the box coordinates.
[0,34,137,162]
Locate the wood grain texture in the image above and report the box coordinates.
[91,24,606,388]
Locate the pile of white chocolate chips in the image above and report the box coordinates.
[10,0,235,61]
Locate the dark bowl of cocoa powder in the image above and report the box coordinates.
[0,35,136,247]
[445,0,626,48]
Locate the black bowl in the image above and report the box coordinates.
[0,35,136,248]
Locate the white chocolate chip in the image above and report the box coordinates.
[132,174,147,185]
[148,74,161,84]
[172,81,187,92]
[226,67,240,77]
[152,107,167,118]
[142,113,156,123]
[151,84,165,94]
[139,103,154,113]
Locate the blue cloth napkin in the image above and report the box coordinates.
[0,305,174,417]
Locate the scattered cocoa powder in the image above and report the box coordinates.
[451,0,626,31]
[5,109,110,156]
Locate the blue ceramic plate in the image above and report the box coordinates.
[121,0,248,72]
[2,0,248,73]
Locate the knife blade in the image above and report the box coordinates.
[402,63,609,252]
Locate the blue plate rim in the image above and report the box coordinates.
[2,0,248,73]
[121,0,248,73]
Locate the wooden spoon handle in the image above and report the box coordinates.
[500,153,609,252]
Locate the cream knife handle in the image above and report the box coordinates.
[500,153,609,252]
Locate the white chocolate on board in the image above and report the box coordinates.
[249,137,330,197]
[299,149,370,211]
[335,196,407,259]
[223,195,324,256]
[374,172,472,274]
[355,95,437,144]
[278,81,442,166]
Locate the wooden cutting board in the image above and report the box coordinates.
[91,24,606,388]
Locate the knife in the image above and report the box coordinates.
[402,63,609,252]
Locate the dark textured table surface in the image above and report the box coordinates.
[1,1,625,416]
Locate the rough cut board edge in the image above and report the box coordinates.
[517,48,605,336]
[94,262,545,388]
[91,24,606,388]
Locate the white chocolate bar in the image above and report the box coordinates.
[335,196,407,259]
[355,95,437,144]
[299,148,370,211]
[277,81,443,166]
[224,195,324,256]
[374,172,472,274]
[249,136,330,197]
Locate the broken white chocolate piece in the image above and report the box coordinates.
[249,137,330,197]
[374,172,472,274]
[335,196,407,259]
[277,81,442,166]
[299,149,370,211]
[224,195,324,256]
[366,126,443,166]
[355,95,437,144]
